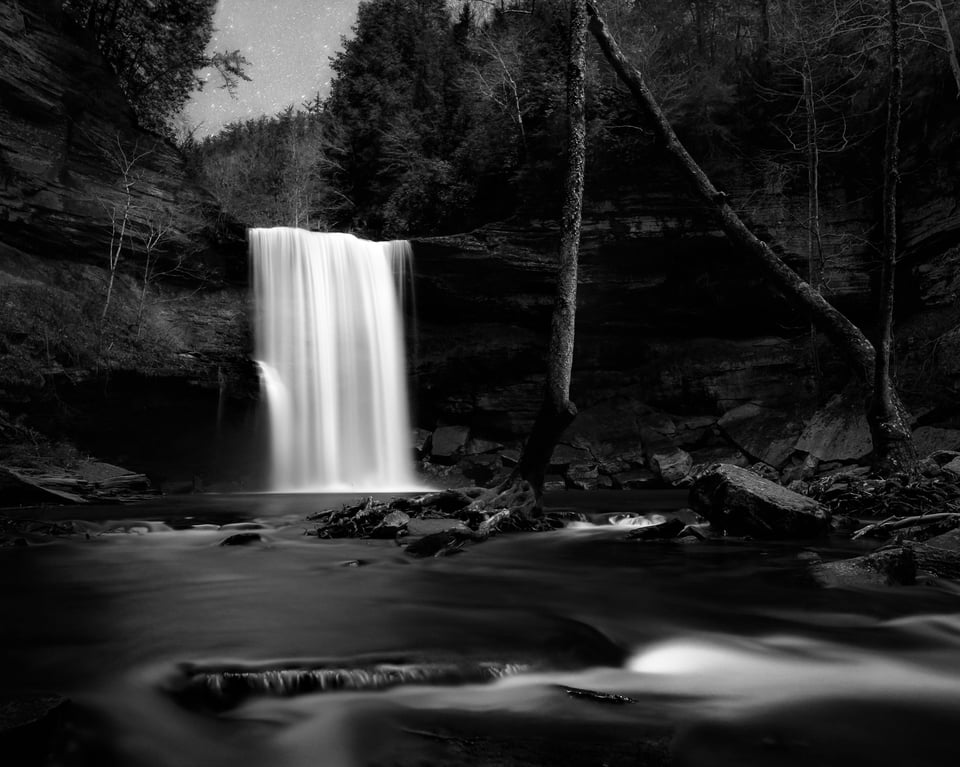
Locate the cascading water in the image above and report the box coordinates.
[249,227,420,491]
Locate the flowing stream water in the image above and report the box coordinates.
[2,492,959,766]
[249,228,420,492]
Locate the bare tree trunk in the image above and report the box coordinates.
[586,1,916,471]
[513,0,587,500]
[869,0,916,472]
[758,0,771,60]
[803,59,824,382]
[586,3,873,378]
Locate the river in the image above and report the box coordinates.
[2,491,959,766]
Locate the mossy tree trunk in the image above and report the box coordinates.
[513,0,587,503]
[868,0,916,473]
[585,0,916,473]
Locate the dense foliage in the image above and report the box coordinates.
[63,0,249,135]
[188,0,960,240]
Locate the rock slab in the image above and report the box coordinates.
[689,463,829,538]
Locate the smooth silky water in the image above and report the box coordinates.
[2,491,960,766]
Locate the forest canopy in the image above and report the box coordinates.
[187,0,960,240]
[63,0,249,135]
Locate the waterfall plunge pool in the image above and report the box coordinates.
[2,491,959,767]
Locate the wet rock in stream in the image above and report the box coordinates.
[0,693,69,766]
[690,464,829,538]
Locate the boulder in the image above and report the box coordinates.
[673,414,717,447]
[459,454,504,485]
[690,463,829,538]
[411,428,433,458]
[430,425,470,464]
[549,443,592,473]
[598,449,645,476]
[464,436,504,455]
[923,526,960,553]
[795,393,873,463]
[557,393,653,456]
[566,463,600,490]
[717,402,801,468]
[640,412,679,458]
[942,456,960,479]
[650,448,693,486]
[911,426,960,458]
[613,468,659,489]
[780,452,820,484]
[811,547,917,587]
[688,445,749,468]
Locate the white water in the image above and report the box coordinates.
[249,228,420,492]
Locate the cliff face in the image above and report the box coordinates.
[410,152,960,480]
[0,2,245,272]
[0,1,252,488]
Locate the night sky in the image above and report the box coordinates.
[185,0,361,137]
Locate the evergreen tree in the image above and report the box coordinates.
[63,0,249,134]
[325,0,464,235]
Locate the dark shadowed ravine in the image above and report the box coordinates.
[2,491,960,766]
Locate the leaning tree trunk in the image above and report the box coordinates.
[869,0,916,472]
[513,0,588,502]
[585,1,916,471]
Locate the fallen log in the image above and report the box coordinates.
[852,512,960,540]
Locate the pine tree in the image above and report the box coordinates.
[63,0,249,134]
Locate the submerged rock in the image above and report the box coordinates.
[690,463,829,538]
[812,547,917,588]
[404,529,474,557]
[0,692,69,765]
[625,517,685,540]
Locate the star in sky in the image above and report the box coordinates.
[186,0,360,137]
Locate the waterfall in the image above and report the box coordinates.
[249,227,420,492]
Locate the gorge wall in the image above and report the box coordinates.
[0,1,254,489]
[4,0,960,491]
[409,149,960,487]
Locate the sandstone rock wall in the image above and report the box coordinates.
[0,1,252,487]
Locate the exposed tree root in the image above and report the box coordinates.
[306,479,557,555]
[807,473,960,521]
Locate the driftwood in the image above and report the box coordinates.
[852,512,960,540]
